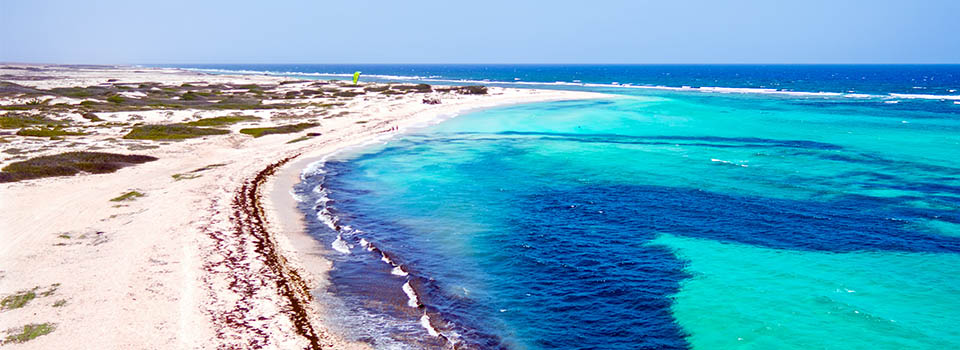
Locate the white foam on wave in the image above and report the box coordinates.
[711,158,749,167]
[300,160,327,180]
[315,209,338,230]
[884,100,900,104]
[359,238,374,251]
[889,93,960,101]
[402,281,420,308]
[289,188,307,203]
[313,188,331,205]
[391,265,409,276]
[332,234,351,254]
[420,313,440,337]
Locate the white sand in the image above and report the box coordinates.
[0,65,606,349]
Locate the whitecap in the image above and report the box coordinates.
[359,238,374,251]
[391,265,408,276]
[889,93,960,100]
[332,234,351,254]
[402,281,420,307]
[420,313,440,337]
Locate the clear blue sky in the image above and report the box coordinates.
[1,0,958,64]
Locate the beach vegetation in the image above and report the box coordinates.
[208,98,267,110]
[391,84,433,92]
[312,102,345,108]
[239,122,319,138]
[16,127,86,137]
[1,289,36,310]
[191,163,226,172]
[0,113,62,129]
[364,85,390,92]
[286,135,313,144]
[51,86,109,98]
[180,92,200,101]
[106,95,125,104]
[182,115,260,127]
[52,300,67,307]
[81,112,104,122]
[437,86,488,95]
[146,102,186,109]
[0,105,32,110]
[2,148,30,155]
[110,191,145,202]
[3,323,55,344]
[123,124,230,140]
[0,151,158,183]
[25,98,48,106]
[171,173,201,181]
[333,90,364,98]
[126,144,160,150]
[39,284,59,297]
[459,86,488,94]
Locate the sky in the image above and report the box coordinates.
[1,0,958,64]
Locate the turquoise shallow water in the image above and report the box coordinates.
[294,87,960,349]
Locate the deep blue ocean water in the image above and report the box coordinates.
[161,63,960,97]
[163,64,960,349]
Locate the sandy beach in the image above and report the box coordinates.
[0,65,604,349]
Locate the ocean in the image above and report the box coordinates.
[165,64,960,349]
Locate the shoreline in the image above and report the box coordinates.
[261,86,611,348]
[0,64,608,349]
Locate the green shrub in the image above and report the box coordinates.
[458,85,487,95]
[0,152,158,183]
[180,92,199,101]
[333,90,364,98]
[436,85,488,95]
[1,290,36,310]
[106,95,125,104]
[391,84,432,92]
[0,113,61,129]
[81,112,104,122]
[16,127,86,137]
[123,124,230,140]
[182,115,260,127]
[110,191,145,202]
[239,123,319,138]
[3,323,55,344]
